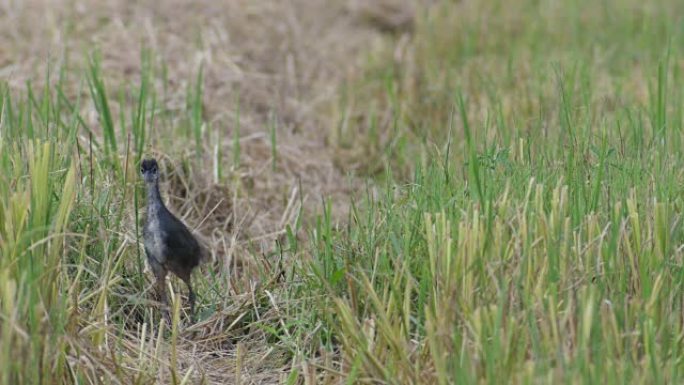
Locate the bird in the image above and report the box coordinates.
[140,158,205,320]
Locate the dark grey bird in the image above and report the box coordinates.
[140,158,205,320]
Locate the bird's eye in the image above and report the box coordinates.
[140,167,144,173]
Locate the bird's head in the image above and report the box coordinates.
[140,158,160,185]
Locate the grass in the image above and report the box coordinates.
[2,0,684,383]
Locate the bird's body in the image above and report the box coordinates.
[140,158,203,319]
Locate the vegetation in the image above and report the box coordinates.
[2,0,684,383]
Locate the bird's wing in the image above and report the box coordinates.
[163,215,201,260]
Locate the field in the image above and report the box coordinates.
[2,0,684,383]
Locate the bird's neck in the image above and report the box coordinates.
[146,182,164,214]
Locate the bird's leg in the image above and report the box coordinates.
[179,273,196,321]
[187,280,196,320]
[154,269,170,324]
